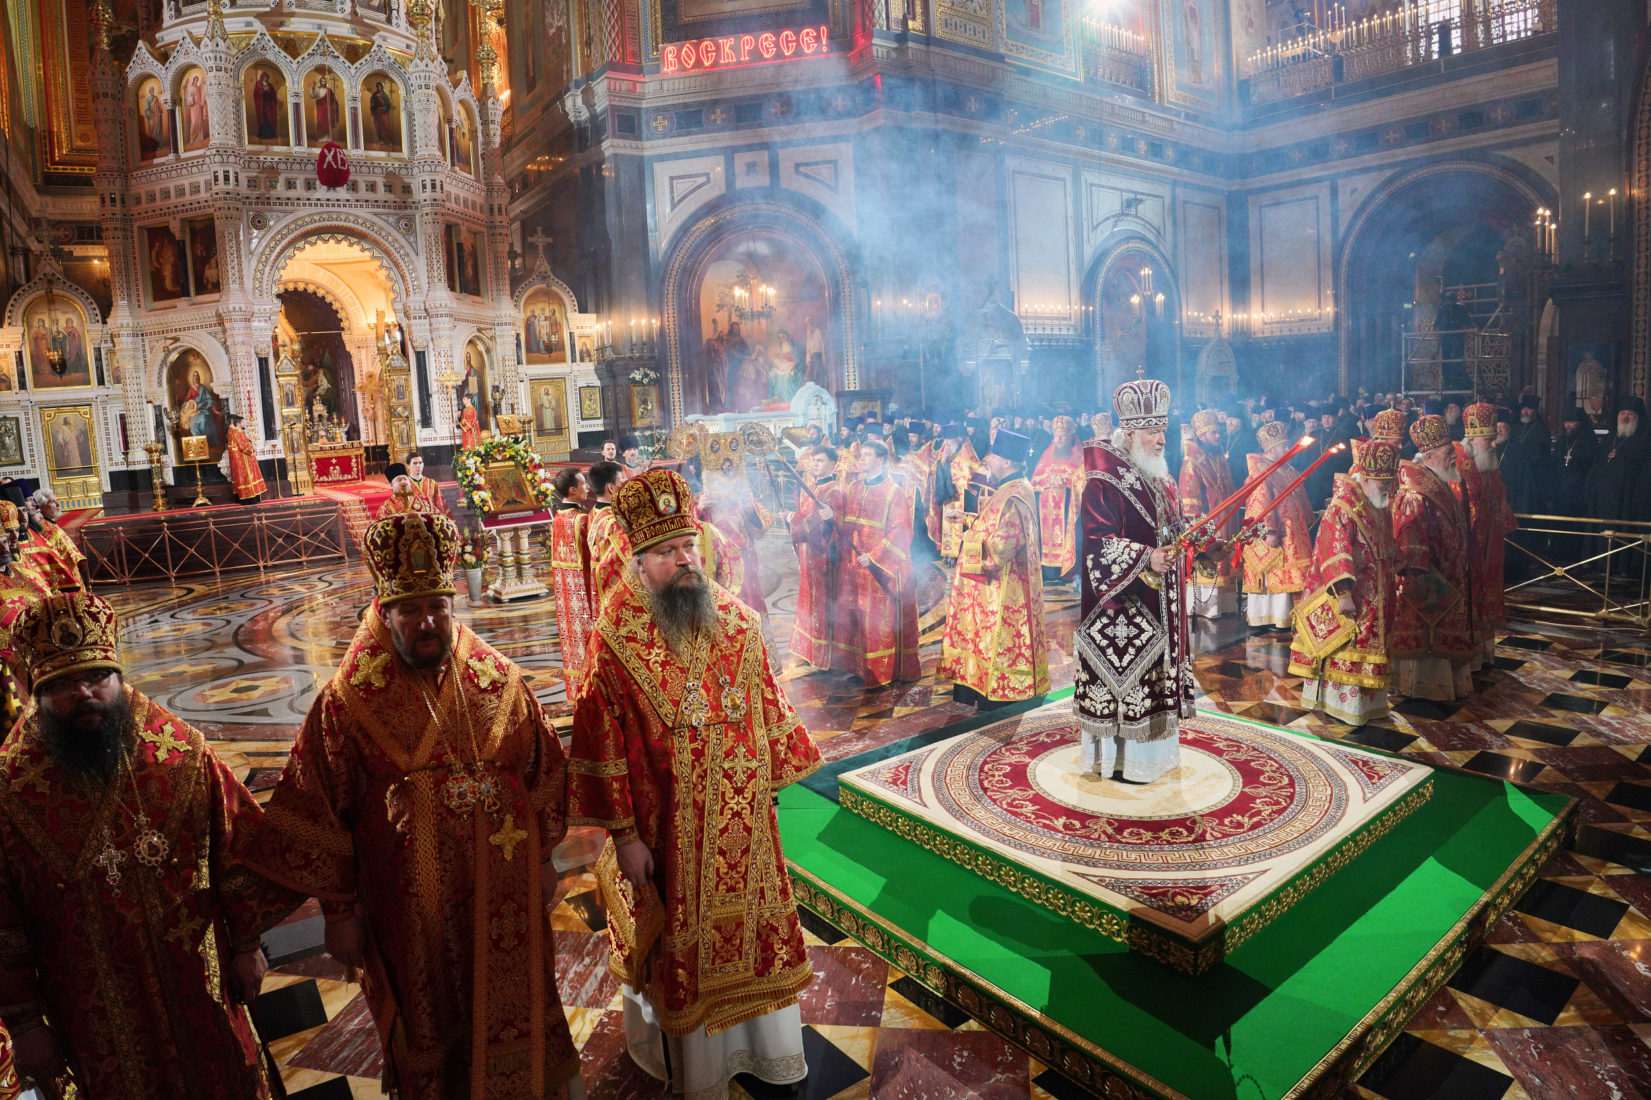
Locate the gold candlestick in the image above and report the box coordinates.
[144,441,167,512]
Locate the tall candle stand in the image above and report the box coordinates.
[144,441,167,512]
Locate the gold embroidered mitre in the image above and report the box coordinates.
[1256,420,1291,451]
[1370,408,1406,443]
[1190,409,1222,438]
[1352,437,1400,482]
[1463,402,1497,440]
[1052,415,1076,436]
[1409,414,1451,453]
[0,502,17,530]
[363,511,460,606]
[1113,377,1171,430]
[15,589,123,690]
[614,468,696,553]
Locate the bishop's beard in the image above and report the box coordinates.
[644,563,718,654]
[1114,429,1170,482]
[1619,421,1639,440]
[1472,446,1499,472]
[40,688,134,789]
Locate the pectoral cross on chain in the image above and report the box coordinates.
[94,839,126,887]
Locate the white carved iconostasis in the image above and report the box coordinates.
[514,267,600,459]
[0,0,515,508]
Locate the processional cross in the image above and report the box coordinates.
[527,228,552,269]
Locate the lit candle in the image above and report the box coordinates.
[1583,192,1592,241]
[1610,188,1618,239]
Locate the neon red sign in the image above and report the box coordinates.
[661,25,830,74]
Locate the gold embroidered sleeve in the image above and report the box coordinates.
[0,840,40,1032]
[205,744,306,951]
[523,692,570,852]
[244,690,360,902]
[567,642,640,844]
[757,635,821,789]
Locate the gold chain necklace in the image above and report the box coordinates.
[95,745,171,888]
[413,666,500,818]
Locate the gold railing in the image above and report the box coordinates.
[1243,0,1555,104]
[1503,513,1651,630]
[82,500,353,585]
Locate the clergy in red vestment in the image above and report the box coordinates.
[1290,439,1401,724]
[700,459,771,612]
[789,446,848,671]
[406,452,450,515]
[833,438,921,685]
[550,467,596,699]
[1075,377,1194,783]
[939,429,1048,708]
[0,501,74,728]
[0,591,302,1098]
[935,428,982,560]
[372,463,435,521]
[569,468,820,1100]
[246,512,584,1099]
[1030,415,1085,584]
[459,393,482,450]
[1391,415,1477,702]
[1178,408,1242,620]
[1242,419,1314,629]
[25,490,87,589]
[225,414,266,502]
[585,461,626,592]
[592,511,740,612]
[1456,403,1517,668]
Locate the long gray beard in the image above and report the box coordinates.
[1472,446,1499,472]
[647,566,718,654]
[40,690,135,789]
[1619,421,1639,439]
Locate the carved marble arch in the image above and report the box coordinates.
[1335,157,1549,395]
[250,216,418,317]
[1085,234,1181,406]
[660,196,859,423]
[274,277,358,334]
[145,332,229,394]
[4,264,105,329]
[510,268,579,315]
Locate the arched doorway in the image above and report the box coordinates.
[272,237,400,447]
[1090,243,1180,406]
[663,200,856,420]
[1338,162,1546,398]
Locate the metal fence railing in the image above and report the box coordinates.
[1503,513,1651,630]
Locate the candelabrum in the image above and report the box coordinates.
[592,316,660,361]
[144,441,167,513]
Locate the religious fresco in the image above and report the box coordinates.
[447,225,484,297]
[166,348,226,460]
[529,377,570,452]
[690,233,831,416]
[995,0,1076,74]
[144,225,188,303]
[1162,0,1221,109]
[178,66,210,151]
[360,73,402,154]
[134,76,171,161]
[521,287,569,364]
[0,416,23,467]
[21,295,92,389]
[303,68,347,147]
[243,64,289,146]
[41,405,96,480]
[452,106,476,174]
[359,0,389,16]
[677,0,810,23]
[461,338,492,430]
[186,217,220,297]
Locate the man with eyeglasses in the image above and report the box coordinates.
[0,590,302,1098]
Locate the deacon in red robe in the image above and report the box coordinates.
[1456,403,1517,667]
[939,430,1048,707]
[1242,419,1314,629]
[0,591,301,1098]
[405,452,449,515]
[1075,378,1194,783]
[833,439,920,686]
[1391,415,1477,702]
[1178,408,1242,620]
[27,491,85,588]
[225,415,266,502]
[1290,439,1401,724]
[569,468,820,1100]
[247,513,583,1099]
[550,467,595,699]
[459,394,481,450]
[788,446,848,671]
[1030,415,1085,583]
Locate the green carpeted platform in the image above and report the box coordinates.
[782,697,1574,1100]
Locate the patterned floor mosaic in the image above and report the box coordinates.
[96,530,1651,1099]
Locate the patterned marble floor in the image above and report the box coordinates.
[101,532,1651,1100]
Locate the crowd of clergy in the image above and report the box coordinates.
[0,367,1621,1099]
